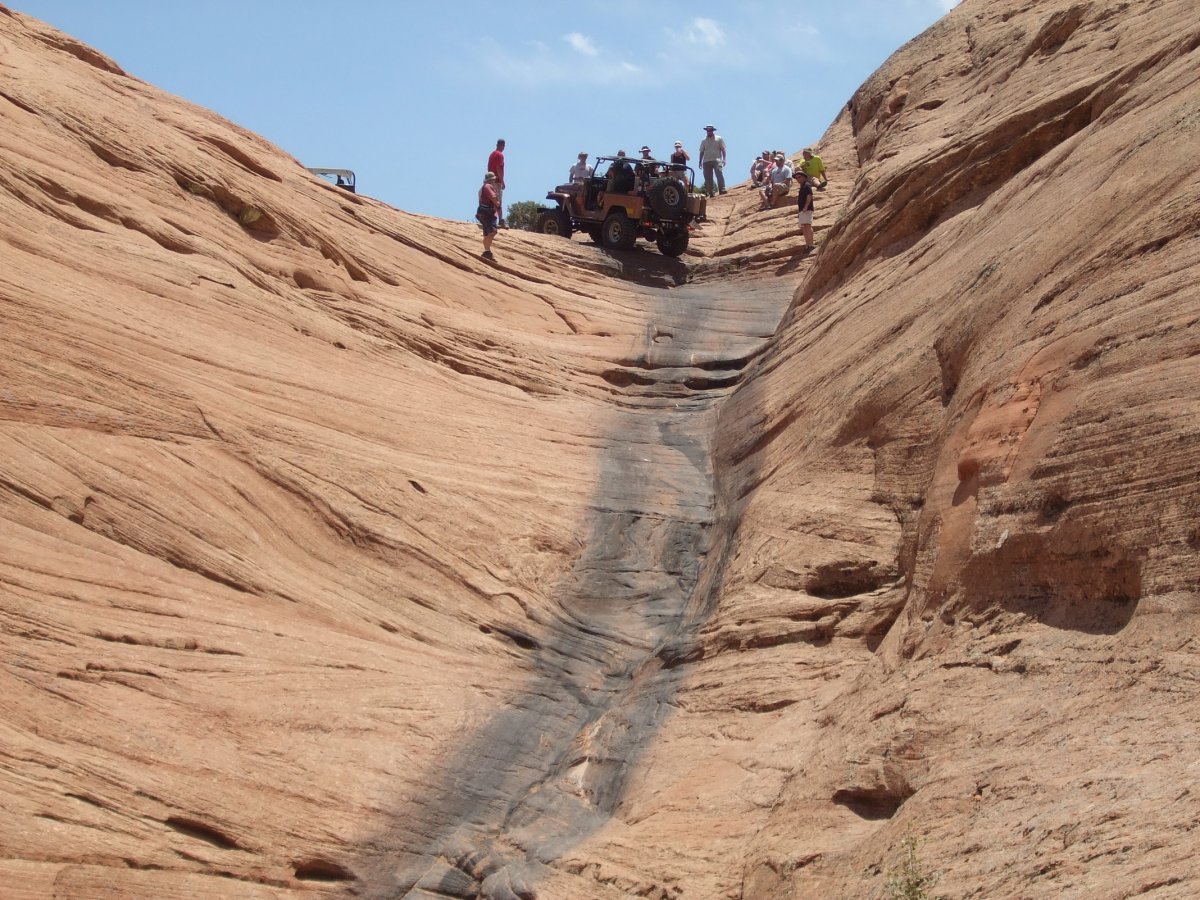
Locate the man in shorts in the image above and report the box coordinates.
[488,139,506,225]
[476,172,501,259]
[795,170,815,251]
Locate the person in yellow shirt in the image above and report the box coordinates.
[799,148,828,191]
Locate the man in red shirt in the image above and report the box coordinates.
[488,139,506,227]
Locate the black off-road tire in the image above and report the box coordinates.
[656,226,689,258]
[601,211,636,250]
[649,178,687,218]
[535,208,573,238]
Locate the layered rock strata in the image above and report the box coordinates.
[1,1,1199,899]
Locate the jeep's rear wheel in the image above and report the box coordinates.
[602,211,636,250]
[535,208,573,238]
[656,226,689,258]
[649,178,687,218]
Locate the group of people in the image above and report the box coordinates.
[749,147,828,251]
[474,131,828,258]
[564,124,725,197]
[476,139,506,259]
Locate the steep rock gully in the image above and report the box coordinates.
[362,203,806,899]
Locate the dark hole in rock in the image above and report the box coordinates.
[165,816,240,850]
[294,858,356,881]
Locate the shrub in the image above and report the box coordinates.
[505,200,542,231]
[886,836,941,900]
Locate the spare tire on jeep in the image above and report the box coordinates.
[649,178,687,218]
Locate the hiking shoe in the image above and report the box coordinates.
[719,190,728,194]
[481,250,494,260]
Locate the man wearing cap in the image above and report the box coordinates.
[698,125,727,196]
[476,171,501,259]
[636,146,661,188]
[795,170,815,251]
[488,139,506,226]
[670,141,690,186]
[799,148,828,191]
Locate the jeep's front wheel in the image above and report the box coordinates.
[649,178,687,217]
[656,226,689,258]
[535,208,573,238]
[601,211,636,250]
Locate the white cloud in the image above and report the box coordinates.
[564,32,598,56]
[686,18,726,47]
[481,36,641,88]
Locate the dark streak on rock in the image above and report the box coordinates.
[353,273,789,897]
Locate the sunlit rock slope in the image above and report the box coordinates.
[1,1,1198,898]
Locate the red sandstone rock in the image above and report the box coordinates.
[1,1,1198,898]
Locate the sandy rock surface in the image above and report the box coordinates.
[1,1,1198,898]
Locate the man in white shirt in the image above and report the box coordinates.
[569,152,592,183]
[698,124,727,196]
[760,153,792,209]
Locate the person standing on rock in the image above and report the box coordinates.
[569,151,592,183]
[799,147,828,191]
[670,140,690,186]
[488,139,506,226]
[795,170,815,251]
[477,172,501,260]
[698,124,727,196]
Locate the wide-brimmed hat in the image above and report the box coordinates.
[704,124,716,130]
[640,145,651,153]
[674,141,683,147]
[484,172,496,181]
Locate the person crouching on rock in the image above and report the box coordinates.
[477,172,501,260]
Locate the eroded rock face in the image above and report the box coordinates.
[0,1,1197,898]
[701,1,1200,897]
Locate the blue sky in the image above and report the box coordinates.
[14,1,959,221]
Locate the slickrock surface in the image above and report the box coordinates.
[1,1,1197,898]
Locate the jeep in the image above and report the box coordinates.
[534,156,705,257]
